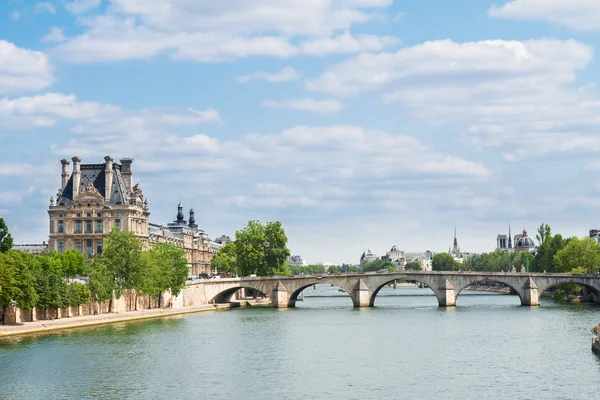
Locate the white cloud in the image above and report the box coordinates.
[307,38,600,161]
[236,67,301,83]
[51,0,400,63]
[42,27,66,43]
[36,2,56,14]
[0,40,55,94]
[65,0,101,14]
[489,0,600,30]
[262,98,344,114]
[0,93,119,130]
[10,11,20,21]
[0,164,37,176]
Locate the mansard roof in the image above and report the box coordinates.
[57,163,127,207]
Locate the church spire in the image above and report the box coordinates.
[508,223,512,249]
[188,208,197,228]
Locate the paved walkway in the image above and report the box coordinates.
[0,304,231,338]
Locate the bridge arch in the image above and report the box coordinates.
[210,285,269,304]
[369,277,441,307]
[289,282,353,308]
[454,278,523,305]
[536,277,600,301]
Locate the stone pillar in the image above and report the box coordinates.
[71,156,81,197]
[120,158,133,194]
[60,159,70,190]
[104,156,113,202]
[521,277,539,306]
[78,305,83,317]
[438,279,456,307]
[272,281,289,308]
[351,279,370,307]
[31,307,37,322]
[56,308,62,319]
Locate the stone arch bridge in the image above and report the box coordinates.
[182,271,600,308]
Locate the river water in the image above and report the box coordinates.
[1,285,599,399]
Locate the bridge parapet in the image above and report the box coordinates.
[184,272,600,308]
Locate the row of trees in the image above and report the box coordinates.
[0,218,189,324]
[211,220,291,276]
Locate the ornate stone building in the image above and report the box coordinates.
[48,156,149,257]
[48,157,221,276]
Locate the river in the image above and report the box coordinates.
[1,284,599,399]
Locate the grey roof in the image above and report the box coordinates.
[57,163,127,206]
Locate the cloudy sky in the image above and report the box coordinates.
[2,0,600,264]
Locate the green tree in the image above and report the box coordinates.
[88,258,115,305]
[102,228,144,297]
[532,234,568,272]
[67,281,91,307]
[211,242,237,276]
[234,220,290,276]
[0,251,38,324]
[0,218,13,253]
[363,259,396,272]
[34,253,68,318]
[61,249,87,279]
[157,243,189,297]
[536,223,552,247]
[432,253,457,271]
[405,261,422,271]
[554,237,600,274]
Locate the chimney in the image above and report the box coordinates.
[72,156,82,198]
[120,158,133,194]
[221,235,227,245]
[104,156,113,202]
[60,159,70,190]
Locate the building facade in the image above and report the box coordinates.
[286,255,306,268]
[496,225,535,253]
[48,157,221,276]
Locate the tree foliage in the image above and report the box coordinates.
[0,218,13,253]
[102,228,144,296]
[553,237,600,274]
[233,220,290,276]
[405,261,422,271]
[432,253,458,271]
[211,242,237,275]
[363,259,396,272]
[536,223,552,247]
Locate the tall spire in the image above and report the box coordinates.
[452,227,459,254]
[188,208,197,228]
[508,223,512,249]
[175,203,186,224]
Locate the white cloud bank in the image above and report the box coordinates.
[51,0,400,63]
[0,41,55,94]
[489,0,600,30]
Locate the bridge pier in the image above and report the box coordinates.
[438,279,456,307]
[521,277,539,306]
[272,281,289,308]
[351,279,370,307]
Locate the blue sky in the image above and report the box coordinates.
[2,0,600,264]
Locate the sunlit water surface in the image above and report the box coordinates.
[1,285,599,399]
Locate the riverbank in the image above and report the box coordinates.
[463,285,510,293]
[0,299,270,338]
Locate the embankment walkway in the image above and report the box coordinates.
[0,304,233,338]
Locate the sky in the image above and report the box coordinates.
[2,0,600,264]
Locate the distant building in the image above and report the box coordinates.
[359,248,378,266]
[449,228,470,262]
[48,156,221,276]
[286,255,305,267]
[497,224,535,253]
[13,243,48,255]
[381,245,405,269]
[590,229,600,244]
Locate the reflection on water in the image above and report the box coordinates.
[1,285,600,400]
